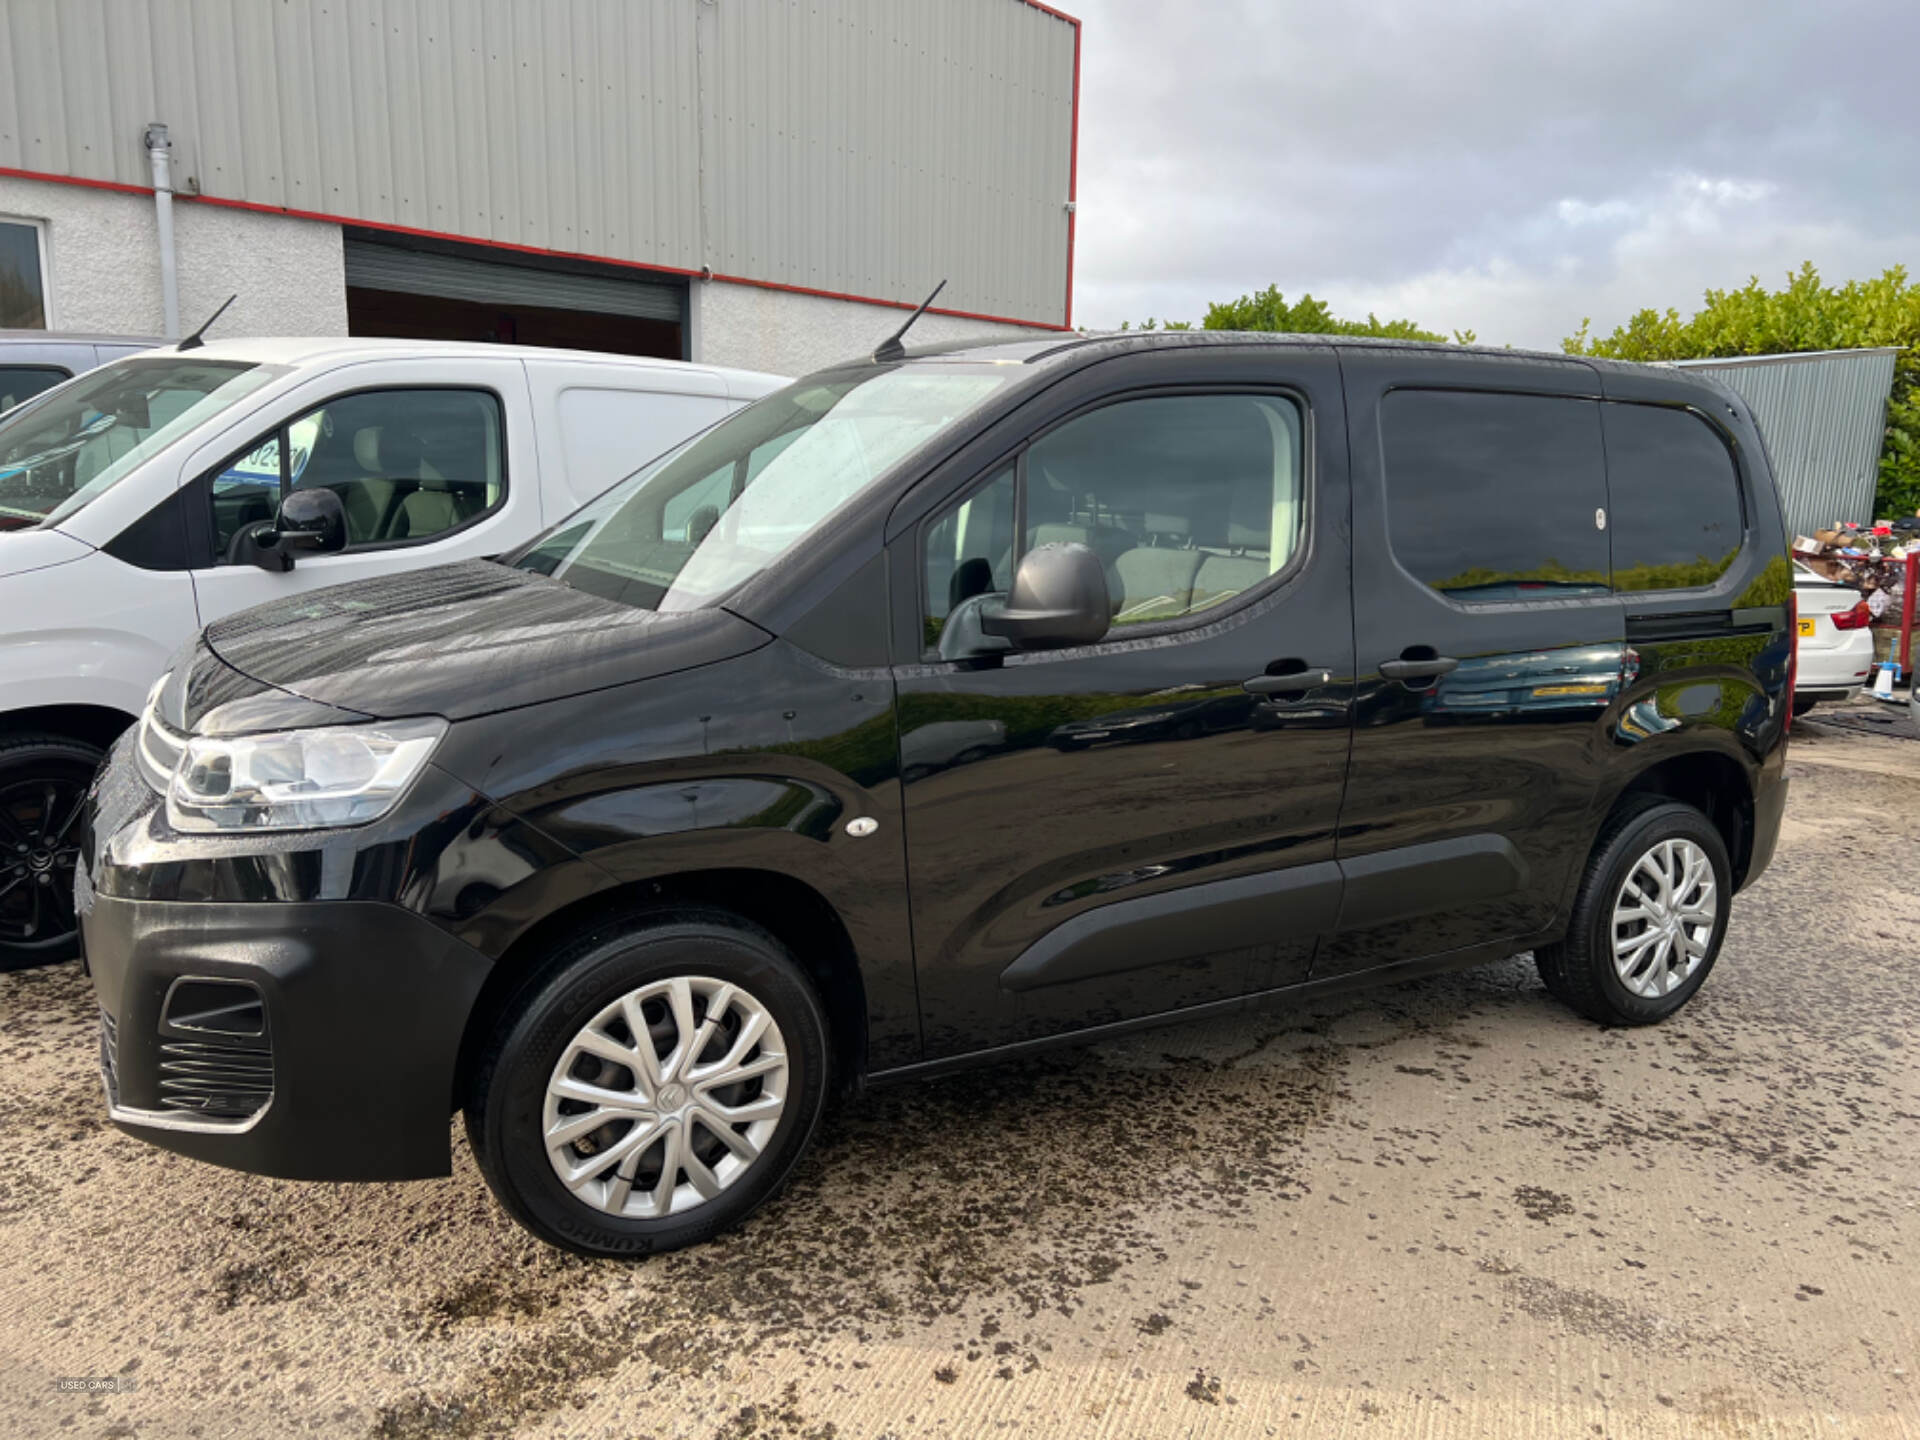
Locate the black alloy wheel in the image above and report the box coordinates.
[0,735,102,970]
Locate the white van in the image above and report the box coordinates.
[0,337,784,964]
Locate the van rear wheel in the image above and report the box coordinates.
[465,910,831,1257]
[0,734,101,971]
[1536,800,1731,1025]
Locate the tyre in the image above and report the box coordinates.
[1791,695,1818,718]
[0,734,103,972]
[1536,800,1731,1026]
[466,909,831,1257]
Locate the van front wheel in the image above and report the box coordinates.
[465,910,831,1257]
[1536,800,1732,1025]
[0,734,102,971]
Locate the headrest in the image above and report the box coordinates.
[353,424,426,477]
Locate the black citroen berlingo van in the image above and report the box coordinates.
[82,332,1792,1256]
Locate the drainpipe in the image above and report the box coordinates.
[144,123,180,341]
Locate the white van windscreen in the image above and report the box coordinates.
[0,358,278,530]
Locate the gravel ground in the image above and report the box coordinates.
[2,712,1917,1439]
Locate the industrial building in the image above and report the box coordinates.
[0,0,1080,375]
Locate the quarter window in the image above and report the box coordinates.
[207,389,504,561]
[1602,403,1743,591]
[921,392,1306,650]
[1383,390,1609,602]
[923,464,1016,648]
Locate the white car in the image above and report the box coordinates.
[0,338,783,964]
[1793,560,1877,716]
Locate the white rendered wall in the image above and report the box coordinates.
[689,279,1050,377]
[0,176,346,339]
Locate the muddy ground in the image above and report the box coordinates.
[2,710,1916,1439]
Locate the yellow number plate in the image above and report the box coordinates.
[1797,618,1817,637]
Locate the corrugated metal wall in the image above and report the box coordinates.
[700,0,1074,326]
[1676,349,1900,537]
[0,0,1075,326]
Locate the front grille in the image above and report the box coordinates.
[98,1008,120,1103]
[157,1038,274,1119]
[134,706,188,795]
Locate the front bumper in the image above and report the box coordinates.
[85,890,493,1181]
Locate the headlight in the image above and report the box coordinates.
[166,717,447,833]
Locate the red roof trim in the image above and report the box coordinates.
[0,165,1069,332]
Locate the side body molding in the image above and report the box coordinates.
[1333,835,1530,930]
[1000,862,1343,993]
[998,835,1529,994]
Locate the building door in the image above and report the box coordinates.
[890,348,1354,1059]
[344,238,687,360]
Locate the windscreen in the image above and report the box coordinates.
[0,357,278,531]
[513,364,1014,611]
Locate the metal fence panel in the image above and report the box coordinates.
[1676,349,1900,536]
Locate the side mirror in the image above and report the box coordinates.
[979,542,1111,650]
[276,487,348,555]
[232,488,348,572]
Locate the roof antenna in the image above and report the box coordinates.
[176,294,237,352]
[872,280,946,363]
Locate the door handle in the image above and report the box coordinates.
[1244,668,1331,696]
[1379,655,1460,682]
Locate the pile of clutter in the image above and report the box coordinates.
[1791,519,1920,623]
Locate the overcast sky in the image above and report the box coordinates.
[1066,0,1920,349]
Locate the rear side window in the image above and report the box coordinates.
[1383,390,1609,602]
[1602,403,1743,592]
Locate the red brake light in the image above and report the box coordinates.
[1830,600,1873,631]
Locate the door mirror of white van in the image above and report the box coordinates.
[232,487,348,571]
[277,488,349,556]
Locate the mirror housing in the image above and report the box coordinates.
[233,488,349,572]
[979,542,1111,650]
[276,487,348,555]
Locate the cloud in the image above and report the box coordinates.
[1065,0,1920,348]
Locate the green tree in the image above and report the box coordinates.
[1121,284,1472,344]
[1564,263,1920,517]
[1201,284,1462,342]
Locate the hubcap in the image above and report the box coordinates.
[542,974,789,1220]
[0,773,89,948]
[1611,837,1717,999]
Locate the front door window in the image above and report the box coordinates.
[920,393,1305,652]
[206,389,504,561]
